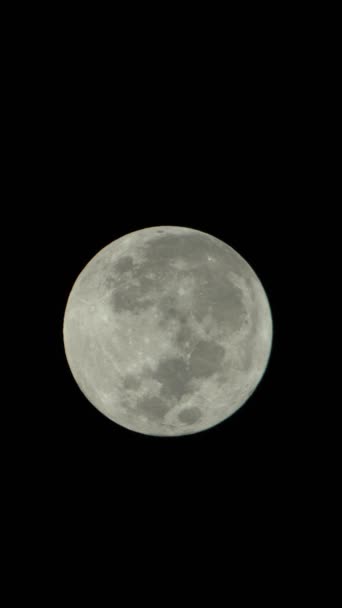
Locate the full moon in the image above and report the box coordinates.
[63,226,272,436]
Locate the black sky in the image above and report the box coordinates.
[17,41,316,564]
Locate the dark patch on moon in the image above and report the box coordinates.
[175,323,194,347]
[157,295,189,329]
[191,270,246,330]
[153,357,191,400]
[151,340,225,402]
[114,256,135,274]
[178,407,202,424]
[137,396,170,421]
[123,375,141,390]
[140,233,217,274]
[163,307,188,326]
[145,234,184,260]
[188,340,225,378]
[135,232,216,278]
[176,233,217,263]
[165,306,178,319]
[111,283,153,313]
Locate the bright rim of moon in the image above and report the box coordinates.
[63,226,273,436]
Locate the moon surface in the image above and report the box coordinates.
[63,226,273,436]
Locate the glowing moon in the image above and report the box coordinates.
[63,226,273,436]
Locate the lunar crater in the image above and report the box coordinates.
[178,407,202,425]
